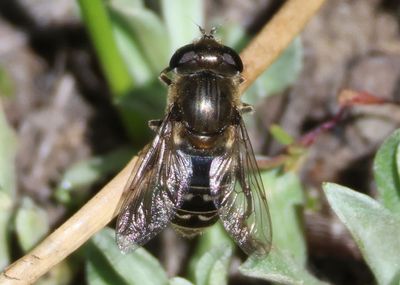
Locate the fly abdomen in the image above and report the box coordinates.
[171,155,219,236]
[172,187,218,234]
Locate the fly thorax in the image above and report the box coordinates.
[175,73,236,136]
[175,125,232,155]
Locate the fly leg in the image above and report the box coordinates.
[159,67,173,86]
[148,120,162,132]
[149,104,182,132]
[238,103,254,114]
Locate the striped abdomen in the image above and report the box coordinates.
[171,155,218,236]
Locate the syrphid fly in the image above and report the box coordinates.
[116,28,272,257]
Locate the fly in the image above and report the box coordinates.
[116,29,272,257]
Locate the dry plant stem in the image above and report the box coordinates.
[0,0,327,283]
[0,158,137,284]
[240,0,326,93]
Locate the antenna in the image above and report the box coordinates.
[195,23,206,36]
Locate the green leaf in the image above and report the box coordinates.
[194,245,232,285]
[87,260,126,285]
[15,197,49,252]
[240,248,329,285]
[115,80,166,142]
[36,261,74,285]
[77,0,133,97]
[239,171,326,285]
[269,124,294,145]
[107,1,169,139]
[262,170,306,265]
[0,65,15,98]
[160,0,204,52]
[188,223,233,281]
[112,0,144,9]
[109,1,171,74]
[0,192,12,270]
[112,23,153,85]
[373,129,400,213]
[86,228,168,285]
[324,183,400,285]
[109,0,152,85]
[261,37,303,94]
[169,277,194,285]
[55,147,134,205]
[243,37,303,104]
[213,24,248,51]
[187,224,233,285]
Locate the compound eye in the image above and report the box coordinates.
[222,53,236,66]
[179,51,196,64]
[169,44,196,69]
[222,50,243,73]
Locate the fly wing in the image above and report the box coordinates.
[116,111,192,253]
[210,116,272,257]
